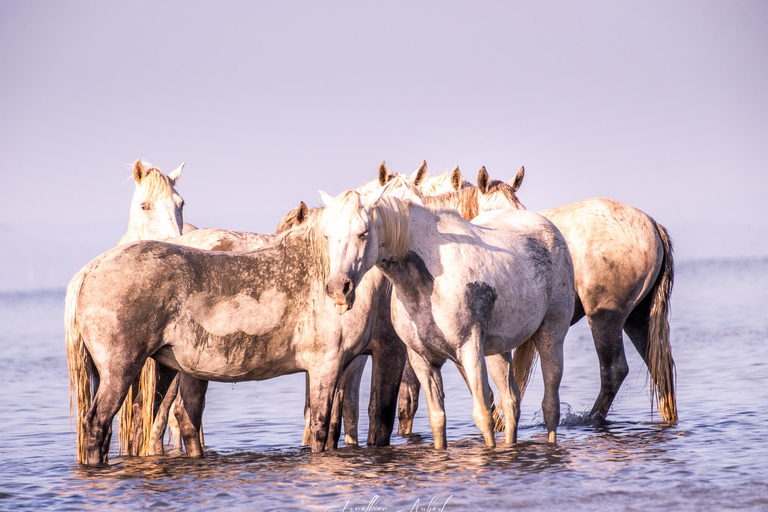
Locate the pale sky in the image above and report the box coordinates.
[1,1,767,291]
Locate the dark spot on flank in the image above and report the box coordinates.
[211,240,236,251]
[461,282,497,338]
[525,236,552,280]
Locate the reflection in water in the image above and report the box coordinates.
[64,438,580,510]
[60,424,690,511]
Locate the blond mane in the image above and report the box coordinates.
[424,181,525,222]
[374,195,411,260]
[424,187,480,221]
[285,205,331,283]
[324,191,412,262]
[383,173,424,203]
[138,165,175,203]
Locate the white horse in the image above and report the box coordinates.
[66,199,396,464]
[321,188,574,448]
[122,168,419,458]
[117,159,193,246]
[106,159,197,456]
[357,160,471,198]
[390,165,676,425]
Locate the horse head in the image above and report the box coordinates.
[476,166,526,214]
[123,159,186,244]
[357,162,426,204]
[320,184,392,315]
[275,201,310,234]
[414,163,472,196]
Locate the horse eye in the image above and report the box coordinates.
[358,231,368,240]
[141,202,150,211]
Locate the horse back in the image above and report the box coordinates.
[75,240,319,380]
[169,228,275,252]
[540,198,663,314]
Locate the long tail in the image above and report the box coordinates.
[492,339,538,433]
[117,360,156,456]
[647,221,677,422]
[65,267,93,464]
[511,338,539,401]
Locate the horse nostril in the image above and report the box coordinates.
[342,281,351,295]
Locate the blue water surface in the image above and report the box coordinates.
[0,258,766,511]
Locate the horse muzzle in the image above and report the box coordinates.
[325,279,356,315]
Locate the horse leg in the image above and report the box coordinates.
[406,349,448,449]
[168,398,183,451]
[148,373,179,455]
[456,341,496,448]
[624,294,677,421]
[586,309,629,421]
[145,364,177,456]
[531,326,565,443]
[367,325,407,447]
[307,364,343,452]
[623,298,650,364]
[174,373,208,458]
[325,383,344,451]
[367,295,407,446]
[83,372,136,465]
[301,374,311,446]
[486,352,520,444]
[341,355,367,446]
[451,361,501,433]
[397,358,421,435]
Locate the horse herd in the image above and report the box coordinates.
[66,159,676,465]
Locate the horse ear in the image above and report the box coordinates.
[411,160,428,185]
[509,166,525,192]
[168,162,185,185]
[378,161,389,186]
[133,159,147,184]
[296,201,308,225]
[319,190,335,206]
[450,165,463,190]
[477,166,490,194]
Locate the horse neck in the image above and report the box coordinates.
[119,218,143,246]
[375,202,438,289]
[274,221,329,284]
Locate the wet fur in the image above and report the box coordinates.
[67,213,385,464]
[324,193,574,448]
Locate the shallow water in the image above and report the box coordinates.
[1,258,767,511]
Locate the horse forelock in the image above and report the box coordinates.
[383,174,424,203]
[323,190,363,224]
[135,167,175,203]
